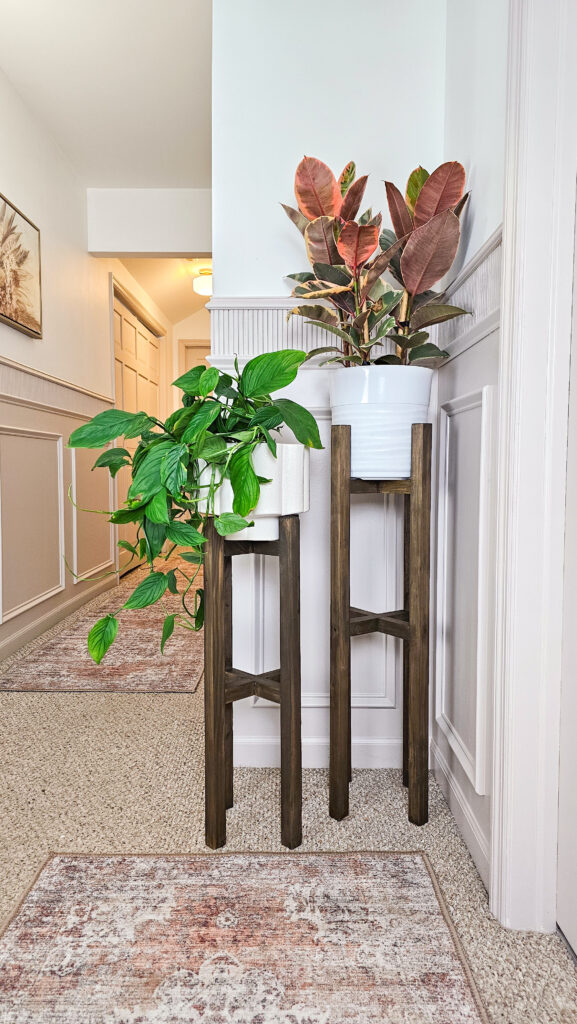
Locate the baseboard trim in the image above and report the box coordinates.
[233,736,403,769]
[431,737,490,887]
[0,576,117,662]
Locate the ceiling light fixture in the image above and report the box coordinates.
[193,268,213,296]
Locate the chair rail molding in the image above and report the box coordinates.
[490,0,577,931]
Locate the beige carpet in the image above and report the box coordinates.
[0,558,204,692]
[0,690,576,1023]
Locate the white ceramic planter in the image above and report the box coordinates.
[329,365,433,479]
[203,443,310,540]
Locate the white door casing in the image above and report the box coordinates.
[556,212,577,953]
[490,0,577,931]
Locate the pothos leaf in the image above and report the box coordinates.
[166,569,178,595]
[214,512,253,536]
[228,447,260,517]
[87,615,119,664]
[161,614,176,654]
[69,410,155,449]
[124,572,168,610]
[273,398,323,449]
[165,520,205,548]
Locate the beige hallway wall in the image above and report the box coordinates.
[0,67,173,658]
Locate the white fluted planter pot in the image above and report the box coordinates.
[203,443,310,540]
[329,365,433,479]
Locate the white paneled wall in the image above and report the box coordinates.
[210,308,405,770]
[210,231,501,887]
[431,229,501,885]
[0,364,116,658]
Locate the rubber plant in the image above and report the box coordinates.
[283,157,470,366]
[68,350,322,663]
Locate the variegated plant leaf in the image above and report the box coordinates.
[405,166,429,214]
[304,216,340,266]
[281,203,308,234]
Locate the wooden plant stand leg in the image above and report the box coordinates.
[224,554,234,810]
[403,492,410,789]
[279,515,302,849]
[407,424,432,825]
[330,424,351,821]
[203,519,227,849]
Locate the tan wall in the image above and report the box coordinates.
[0,70,177,654]
[0,364,116,658]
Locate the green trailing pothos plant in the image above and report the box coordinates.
[68,350,322,664]
[283,156,471,367]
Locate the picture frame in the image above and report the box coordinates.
[0,192,42,339]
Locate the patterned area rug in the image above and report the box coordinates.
[0,558,203,693]
[0,852,488,1023]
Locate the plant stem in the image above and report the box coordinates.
[397,289,413,365]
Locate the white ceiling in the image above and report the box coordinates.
[0,0,211,188]
[120,258,211,323]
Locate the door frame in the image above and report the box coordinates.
[108,274,167,573]
[490,0,577,931]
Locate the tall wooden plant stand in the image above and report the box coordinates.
[329,423,432,826]
[203,515,302,851]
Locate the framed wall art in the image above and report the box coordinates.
[0,193,42,339]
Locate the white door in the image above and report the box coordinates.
[113,298,161,574]
[557,240,577,954]
[178,338,210,378]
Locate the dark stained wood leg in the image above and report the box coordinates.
[330,425,351,820]
[224,555,234,809]
[279,515,302,849]
[403,492,410,788]
[408,424,432,825]
[203,519,227,848]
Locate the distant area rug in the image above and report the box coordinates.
[0,558,203,693]
[0,852,488,1023]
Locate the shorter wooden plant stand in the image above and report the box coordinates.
[203,515,302,850]
[330,423,432,826]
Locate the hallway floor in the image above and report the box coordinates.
[0,688,576,1022]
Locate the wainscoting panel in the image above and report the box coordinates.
[435,386,495,796]
[0,428,64,621]
[0,362,116,660]
[431,228,501,886]
[71,448,115,583]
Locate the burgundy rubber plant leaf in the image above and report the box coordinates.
[385,181,414,238]
[304,216,340,266]
[413,161,465,226]
[400,210,460,296]
[340,175,369,221]
[336,221,379,272]
[294,156,341,219]
[360,235,407,302]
